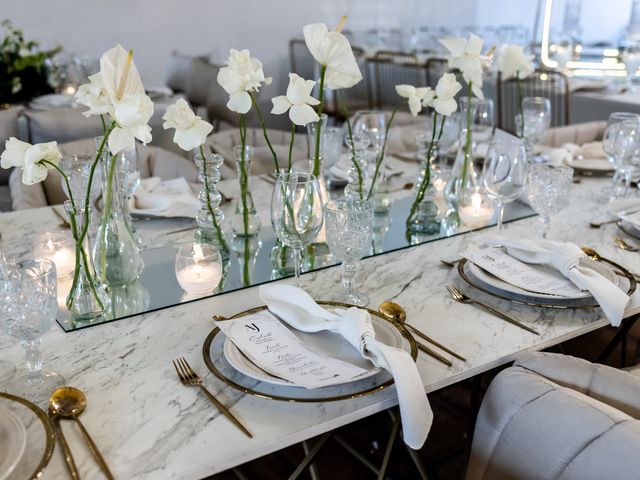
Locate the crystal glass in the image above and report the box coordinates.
[271,172,324,287]
[602,112,640,200]
[0,258,64,403]
[175,243,223,295]
[324,200,374,307]
[482,139,527,234]
[526,164,573,239]
[516,97,551,161]
[231,145,261,237]
[622,43,640,92]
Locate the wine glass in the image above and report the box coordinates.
[622,43,640,92]
[602,112,640,200]
[526,164,573,239]
[271,172,324,287]
[352,110,387,154]
[482,139,527,234]
[517,97,551,161]
[324,200,375,307]
[611,119,640,196]
[0,257,64,403]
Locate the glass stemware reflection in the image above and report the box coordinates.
[516,97,551,160]
[324,200,374,307]
[526,164,573,239]
[482,139,527,234]
[0,257,64,402]
[271,172,324,287]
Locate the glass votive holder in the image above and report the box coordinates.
[32,231,76,279]
[458,188,495,228]
[175,243,223,294]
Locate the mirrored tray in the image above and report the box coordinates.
[202,302,417,402]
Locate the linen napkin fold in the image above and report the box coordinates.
[548,141,607,167]
[131,177,199,218]
[259,284,432,449]
[478,235,631,326]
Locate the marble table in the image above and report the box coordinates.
[0,175,638,479]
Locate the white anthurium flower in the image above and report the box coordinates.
[395,84,431,116]
[271,73,320,126]
[75,73,111,117]
[163,98,214,151]
[1,138,61,185]
[108,94,154,154]
[303,21,363,89]
[439,33,491,99]
[496,44,534,80]
[99,44,146,103]
[217,49,272,114]
[431,73,462,116]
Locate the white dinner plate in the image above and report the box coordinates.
[0,405,27,480]
[465,257,619,306]
[223,310,403,387]
[565,156,613,173]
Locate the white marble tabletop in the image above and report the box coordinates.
[0,174,638,479]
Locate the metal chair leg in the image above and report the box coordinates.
[333,434,380,475]
[288,432,332,480]
[302,440,320,480]
[377,412,401,480]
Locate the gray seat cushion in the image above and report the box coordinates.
[0,185,12,212]
[24,108,103,144]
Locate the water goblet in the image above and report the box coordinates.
[622,43,640,93]
[516,97,551,161]
[526,164,573,239]
[0,257,64,403]
[324,200,375,307]
[482,139,527,234]
[602,112,640,200]
[611,119,640,196]
[352,110,387,154]
[271,172,324,287]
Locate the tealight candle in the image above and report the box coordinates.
[458,191,494,228]
[33,232,76,279]
[62,84,77,95]
[175,243,223,294]
[433,177,446,193]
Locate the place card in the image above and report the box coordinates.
[215,311,367,389]
[464,246,583,298]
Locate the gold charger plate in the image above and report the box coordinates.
[457,254,636,309]
[202,301,418,403]
[0,392,55,480]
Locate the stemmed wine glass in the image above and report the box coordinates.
[324,200,375,307]
[602,112,640,200]
[482,139,527,234]
[526,164,574,239]
[516,97,551,161]
[611,119,640,197]
[352,110,386,155]
[0,257,64,403]
[271,172,324,287]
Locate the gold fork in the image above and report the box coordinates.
[173,357,253,438]
[614,236,639,252]
[445,284,540,335]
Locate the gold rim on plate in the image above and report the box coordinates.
[457,255,636,309]
[202,301,418,403]
[0,392,55,480]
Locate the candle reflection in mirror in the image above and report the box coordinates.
[175,243,222,294]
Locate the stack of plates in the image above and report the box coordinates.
[0,405,27,480]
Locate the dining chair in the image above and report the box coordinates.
[164,51,206,94]
[0,106,25,211]
[466,351,640,480]
[368,51,425,110]
[185,57,218,111]
[424,57,449,89]
[329,46,373,117]
[496,69,570,135]
[540,120,606,147]
[289,38,316,81]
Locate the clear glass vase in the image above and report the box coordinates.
[93,149,144,287]
[344,135,371,201]
[232,235,262,286]
[444,97,480,217]
[407,142,441,234]
[231,145,261,236]
[194,152,229,259]
[64,202,110,323]
[307,113,329,178]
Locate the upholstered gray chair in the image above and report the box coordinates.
[467,352,640,480]
[0,106,25,211]
[165,51,206,94]
[24,108,104,144]
[185,57,218,110]
[540,121,606,148]
[9,138,197,210]
[207,127,308,178]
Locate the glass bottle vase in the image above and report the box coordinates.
[93,149,144,287]
[231,145,261,236]
[194,152,229,259]
[64,201,110,323]
[407,143,441,234]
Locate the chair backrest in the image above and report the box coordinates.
[540,121,606,147]
[165,51,203,94]
[424,57,449,89]
[185,57,218,108]
[368,51,424,109]
[24,108,103,144]
[329,46,372,116]
[289,38,315,81]
[0,105,25,186]
[496,69,570,134]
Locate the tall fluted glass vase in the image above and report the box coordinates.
[93,148,144,287]
[231,145,261,237]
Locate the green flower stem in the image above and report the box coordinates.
[100,114,106,134]
[367,105,397,200]
[460,81,473,201]
[344,112,364,200]
[242,238,250,286]
[312,65,327,178]
[288,123,295,172]
[516,73,524,137]
[406,113,444,226]
[249,92,279,173]
[198,144,228,252]
[239,114,249,235]
[99,150,118,282]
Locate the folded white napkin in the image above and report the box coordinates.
[131,177,199,218]
[259,284,432,449]
[479,235,631,326]
[548,141,607,166]
[328,153,403,182]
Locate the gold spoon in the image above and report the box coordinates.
[614,236,639,252]
[581,246,640,281]
[50,387,115,480]
[49,391,80,480]
[379,301,465,362]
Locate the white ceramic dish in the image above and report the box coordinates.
[0,405,27,480]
